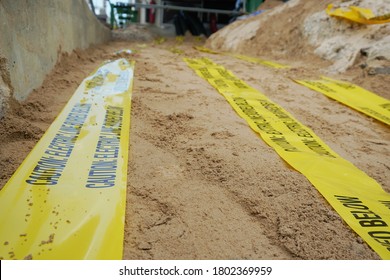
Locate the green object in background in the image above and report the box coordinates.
[246,0,264,13]
[109,3,138,29]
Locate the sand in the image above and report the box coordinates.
[207,0,390,73]
[1,0,390,261]
[0,35,388,259]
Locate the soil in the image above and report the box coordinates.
[207,0,390,73]
[1,0,389,261]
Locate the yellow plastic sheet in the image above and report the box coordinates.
[184,57,390,259]
[0,58,134,260]
[295,77,390,126]
[327,4,390,25]
[194,46,289,69]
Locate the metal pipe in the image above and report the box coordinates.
[127,3,243,15]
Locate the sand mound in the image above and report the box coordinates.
[304,0,390,72]
[206,0,390,73]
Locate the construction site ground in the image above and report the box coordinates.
[1,36,389,259]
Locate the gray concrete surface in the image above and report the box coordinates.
[0,0,111,118]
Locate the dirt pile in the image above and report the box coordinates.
[206,0,390,73]
[303,0,390,72]
[258,0,286,10]
[0,56,12,119]
[206,0,333,63]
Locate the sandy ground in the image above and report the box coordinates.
[0,36,389,259]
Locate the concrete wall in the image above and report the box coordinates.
[0,0,111,118]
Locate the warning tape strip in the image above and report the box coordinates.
[295,76,390,126]
[194,46,290,69]
[327,4,390,25]
[169,47,185,55]
[154,37,166,45]
[232,54,290,69]
[184,57,390,259]
[0,58,134,260]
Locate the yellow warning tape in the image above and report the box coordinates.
[327,4,390,25]
[295,77,390,126]
[184,57,390,259]
[232,54,289,69]
[194,46,290,69]
[169,47,185,55]
[194,46,220,55]
[0,58,134,260]
[175,36,185,44]
[154,37,166,45]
